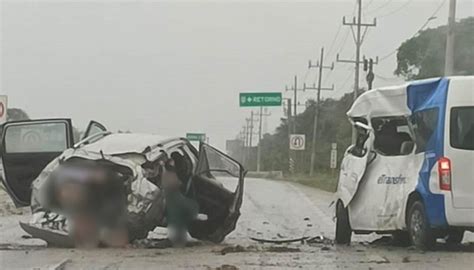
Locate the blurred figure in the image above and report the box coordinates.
[161,156,198,247]
[46,162,129,248]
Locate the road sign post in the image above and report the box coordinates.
[239,92,282,107]
[240,92,282,172]
[186,133,206,142]
[0,95,7,124]
[289,134,305,151]
[330,143,338,177]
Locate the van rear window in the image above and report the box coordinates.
[412,108,439,153]
[450,107,474,150]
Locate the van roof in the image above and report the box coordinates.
[347,76,473,119]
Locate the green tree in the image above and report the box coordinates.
[6,108,30,121]
[258,92,354,174]
[395,17,474,80]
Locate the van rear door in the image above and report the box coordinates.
[447,106,474,209]
[446,77,474,209]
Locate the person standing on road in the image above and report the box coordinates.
[161,156,198,247]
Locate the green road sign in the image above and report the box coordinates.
[239,92,282,107]
[186,133,206,142]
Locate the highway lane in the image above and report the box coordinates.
[0,178,473,269]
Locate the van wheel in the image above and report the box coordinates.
[335,201,352,245]
[407,201,435,250]
[446,229,464,244]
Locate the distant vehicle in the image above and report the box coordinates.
[335,76,474,249]
[0,119,245,246]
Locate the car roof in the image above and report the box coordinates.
[81,133,186,156]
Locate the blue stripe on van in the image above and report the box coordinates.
[407,78,449,228]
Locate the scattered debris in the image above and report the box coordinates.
[214,265,239,270]
[306,235,334,246]
[364,255,390,264]
[0,243,45,250]
[267,246,301,253]
[250,236,308,244]
[132,238,172,249]
[48,258,71,270]
[218,245,247,255]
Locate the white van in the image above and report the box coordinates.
[335,76,474,249]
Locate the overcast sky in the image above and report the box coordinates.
[1,0,473,149]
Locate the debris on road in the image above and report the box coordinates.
[47,258,71,270]
[212,264,239,270]
[267,246,301,253]
[250,236,308,244]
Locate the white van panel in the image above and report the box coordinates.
[445,77,474,209]
[348,154,424,231]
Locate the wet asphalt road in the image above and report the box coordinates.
[1,177,473,269]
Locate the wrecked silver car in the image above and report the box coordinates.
[0,119,245,247]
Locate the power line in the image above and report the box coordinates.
[365,0,395,15]
[377,0,414,18]
[363,0,376,10]
[378,0,447,63]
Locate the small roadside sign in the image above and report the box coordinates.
[186,133,206,142]
[239,92,282,107]
[0,95,7,124]
[289,134,305,150]
[330,143,338,169]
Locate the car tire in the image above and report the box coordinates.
[335,201,352,245]
[407,200,435,250]
[446,229,464,244]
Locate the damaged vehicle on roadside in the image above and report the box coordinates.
[0,119,245,247]
[335,76,474,250]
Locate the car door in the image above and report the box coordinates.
[188,142,245,243]
[337,121,374,207]
[81,120,107,140]
[0,119,74,206]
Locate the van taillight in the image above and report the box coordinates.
[438,157,451,191]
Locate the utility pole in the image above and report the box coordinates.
[249,111,254,147]
[244,118,251,166]
[337,0,376,142]
[256,107,271,172]
[286,76,305,133]
[307,47,334,177]
[364,58,375,90]
[284,98,295,174]
[445,0,456,75]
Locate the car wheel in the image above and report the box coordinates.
[407,200,435,250]
[446,229,464,244]
[335,201,352,245]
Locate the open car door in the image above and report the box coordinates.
[337,121,374,206]
[188,142,245,243]
[0,119,74,206]
[80,120,107,140]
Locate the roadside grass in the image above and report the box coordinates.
[283,172,338,193]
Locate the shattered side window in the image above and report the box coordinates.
[349,118,369,157]
[412,108,439,153]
